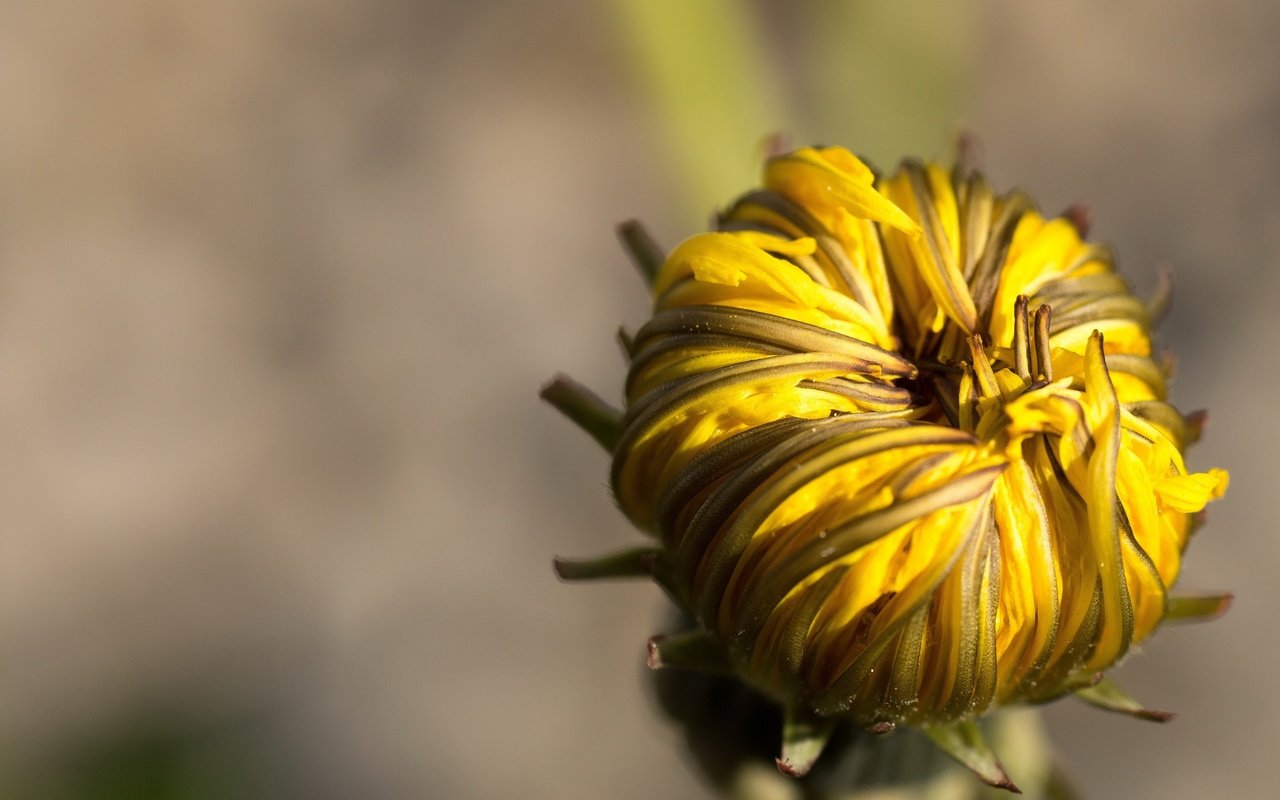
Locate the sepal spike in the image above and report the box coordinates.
[1073,676,1174,722]
[1166,592,1233,622]
[954,129,984,180]
[540,374,622,452]
[1062,202,1092,238]
[616,220,665,286]
[616,326,636,360]
[552,547,658,581]
[1147,266,1175,326]
[775,704,836,778]
[1183,409,1208,445]
[923,720,1021,793]
[646,630,731,675]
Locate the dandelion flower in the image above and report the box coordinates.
[544,144,1228,791]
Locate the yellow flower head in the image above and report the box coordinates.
[544,144,1228,791]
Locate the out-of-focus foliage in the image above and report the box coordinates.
[613,0,973,223]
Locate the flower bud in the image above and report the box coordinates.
[545,144,1228,791]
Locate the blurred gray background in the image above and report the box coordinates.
[0,1,1274,798]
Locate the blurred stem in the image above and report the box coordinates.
[611,1,975,221]
[611,0,789,224]
[801,0,976,169]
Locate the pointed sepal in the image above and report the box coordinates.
[1166,592,1233,622]
[616,219,665,286]
[552,547,658,581]
[1062,202,1092,237]
[540,374,622,452]
[616,326,637,360]
[1182,409,1208,446]
[646,630,731,676]
[1147,266,1174,326]
[775,704,837,778]
[1073,676,1174,722]
[923,720,1021,793]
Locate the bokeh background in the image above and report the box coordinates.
[1,1,1275,798]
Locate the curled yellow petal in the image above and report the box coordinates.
[1155,468,1230,513]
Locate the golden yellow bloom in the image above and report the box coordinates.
[545,144,1228,790]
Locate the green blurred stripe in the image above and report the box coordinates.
[612,0,790,223]
[612,0,975,220]
[803,0,975,168]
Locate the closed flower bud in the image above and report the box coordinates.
[544,144,1228,792]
